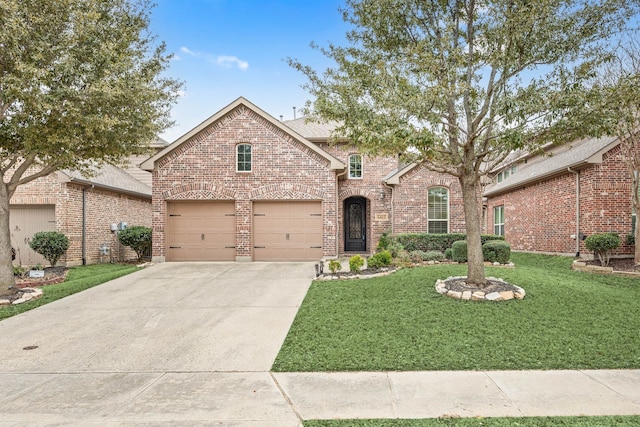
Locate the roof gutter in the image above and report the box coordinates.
[82,185,95,265]
[567,167,582,257]
[66,177,151,200]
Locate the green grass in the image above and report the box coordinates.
[0,263,142,320]
[273,253,640,372]
[303,416,640,426]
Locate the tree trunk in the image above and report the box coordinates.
[459,173,486,286]
[0,183,16,297]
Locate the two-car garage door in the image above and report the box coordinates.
[166,201,322,262]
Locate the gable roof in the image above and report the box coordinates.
[141,97,345,171]
[58,163,152,198]
[383,163,420,185]
[484,136,620,197]
[283,117,338,141]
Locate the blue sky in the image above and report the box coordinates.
[149,1,350,142]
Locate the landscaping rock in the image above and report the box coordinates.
[485,292,502,301]
[499,291,514,301]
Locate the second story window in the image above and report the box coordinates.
[349,154,362,179]
[237,143,252,172]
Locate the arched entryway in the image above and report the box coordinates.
[344,197,367,252]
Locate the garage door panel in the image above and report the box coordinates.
[166,202,235,261]
[253,201,323,261]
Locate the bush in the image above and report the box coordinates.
[483,240,511,264]
[393,233,504,253]
[626,232,635,246]
[349,254,365,273]
[444,248,453,260]
[29,231,70,266]
[584,233,620,267]
[328,259,342,273]
[376,232,392,252]
[117,226,152,260]
[387,240,405,258]
[367,250,392,269]
[451,240,467,263]
[409,250,444,263]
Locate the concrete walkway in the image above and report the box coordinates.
[0,262,639,425]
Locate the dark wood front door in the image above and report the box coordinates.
[344,197,366,252]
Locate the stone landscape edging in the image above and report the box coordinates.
[572,260,640,278]
[0,287,44,306]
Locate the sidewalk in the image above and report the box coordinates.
[273,369,640,421]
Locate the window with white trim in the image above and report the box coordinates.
[237,143,252,172]
[349,154,362,179]
[428,187,449,233]
[494,205,505,236]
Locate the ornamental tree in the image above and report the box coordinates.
[590,39,640,265]
[0,0,181,295]
[290,0,639,286]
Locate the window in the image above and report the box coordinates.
[349,154,362,178]
[428,187,449,233]
[497,165,517,183]
[237,144,251,172]
[494,206,505,236]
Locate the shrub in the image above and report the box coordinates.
[584,233,620,267]
[117,226,152,260]
[626,232,635,246]
[13,265,25,277]
[424,250,445,262]
[444,248,453,260]
[376,232,392,252]
[367,250,392,269]
[328,259,342,273]
[409,250,428,263]
[409,250,444,263]
[29,231,70,266]
[451,240,467,263]
[482,240,511,264]
[387,240,405,258]
[349,254,365,273]
[393,233,504,253]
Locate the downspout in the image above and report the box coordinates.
[335,168,348,258]
[568,168,580,257]
[82,185,94,265]
[383,181,394,235]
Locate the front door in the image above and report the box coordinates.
[344,197,366,252]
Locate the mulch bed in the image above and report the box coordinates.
[1,267,68,304]
[443,276,521,293]
[585,258,640,272]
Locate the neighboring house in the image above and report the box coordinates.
[484,136,636,258]
[10,163,154,267]
[141,97,466,262]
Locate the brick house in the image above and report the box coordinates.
[142,97,466,262]
[484,136,636,258]
[10,163,153,267]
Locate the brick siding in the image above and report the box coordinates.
[11,172,151,266]
[152,105,338,260]
[486,144,634,257]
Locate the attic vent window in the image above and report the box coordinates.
[237,143,252,172]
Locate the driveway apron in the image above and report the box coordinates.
[0,262,314,426]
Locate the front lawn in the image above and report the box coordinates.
[272,253,640,371]
[0,263,142,320]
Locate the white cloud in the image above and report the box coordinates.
[216,55,249,71]
[180,46,199,56]
[179,47,249,71]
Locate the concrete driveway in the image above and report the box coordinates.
[0,262,314,426]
